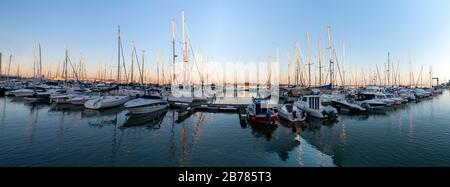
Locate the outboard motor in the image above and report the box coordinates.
[360,102,373,112]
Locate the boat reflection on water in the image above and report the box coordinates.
[249,119,312,162]
[121,109,168,128]
[82,107,125,118]
[48,103,85,112]
[247,121,278,141]
[304,116,339,127]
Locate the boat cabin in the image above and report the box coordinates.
[300,95,321,110]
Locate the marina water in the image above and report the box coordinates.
[1,90,450,166]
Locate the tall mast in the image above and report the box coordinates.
[64,48,68,85]
[408,49,412,87]
[39,43,42,80]
[16,63,20,77]
[429,65,432,88]
[294,42,299,86]
[141,50,145,85]
[7,54,12,81]
[327,26,334,89]
[318,37,322,86]
[172,17,176,85]
[117,25,121,83]
[287,50,290,85]
[306,32,311,87]
[387,52,390,87]
[182,10,189,86]
[131,41,135,84]
[33,44,36,78]
[157,55,160,85]
[0,52,2,79]
[342,42,346,87]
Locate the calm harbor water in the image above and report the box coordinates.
[1,89,450,167]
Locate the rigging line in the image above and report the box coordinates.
[120,40,129,83]
[67,55,80,82]
[133,47,143,82]
[334,52,344,86]
[184,22,204,84]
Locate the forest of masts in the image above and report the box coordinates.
[0,26,438,88]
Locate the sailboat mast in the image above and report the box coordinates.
[408,49,412,87]
[39,43,42,80]
[7,54,12,80]
[0,52,2,79]
[387,52,390,87]
[33,44,36,78]
[307,32,311,87]
[182,10,189,86]
[172,17,176,85]
[318,37,322,86]
[117,25,121,83]
[342,42,346,87]
[327,26,334,89]
[64,48,68,84]
[287,50,290,85]
[429,65,432,88]
[141,50,145,85]
[131,41,135,84]
[294,42,299,86]
[157,56,160,85]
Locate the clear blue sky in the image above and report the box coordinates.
[1,0,450,83]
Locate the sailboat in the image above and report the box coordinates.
[84,26,130,110]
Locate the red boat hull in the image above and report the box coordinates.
[248,114,278,124]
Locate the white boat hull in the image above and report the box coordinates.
[13,91,33,97]
[277,104,306,122]
[127,104,168,114]
[69,96,98,105]
[84,96,130,110]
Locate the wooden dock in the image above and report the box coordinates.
[172,103,249,123]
